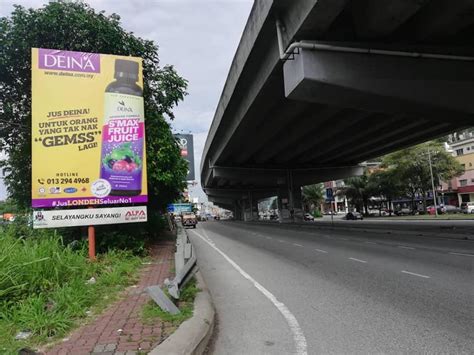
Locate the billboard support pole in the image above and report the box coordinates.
[88,206,96,261]
[88,225,96,261]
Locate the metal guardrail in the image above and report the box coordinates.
[165,226,198,299]
[146,226,198,314]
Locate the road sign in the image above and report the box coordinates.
[326,188,334,202]
[167,203,193,213]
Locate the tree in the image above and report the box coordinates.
[302,184,324,212]
[0,2,188,210]
[367,169,402,216]
[338,173,371,215]
[382,141,463,212]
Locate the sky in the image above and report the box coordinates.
[0,0,254,201]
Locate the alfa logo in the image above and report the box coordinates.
[125,210,146,217]
[125,210,146,221]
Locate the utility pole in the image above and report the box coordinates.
[428,148,438,218]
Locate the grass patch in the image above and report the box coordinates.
[141,277,200,327]
[0,228,143,354]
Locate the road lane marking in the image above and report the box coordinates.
[293,243,303,247]
[339,238,348,241]
[266,236,272,240]
[449,252,474,257]
[349,257,367,263]
[401,270,430,279]
[314,249,328,253]
[398,245,415,250]
[365,241,377,245]
[191,229,308,355]
[278,239,285,243]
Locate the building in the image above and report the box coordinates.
[442,131,474,205]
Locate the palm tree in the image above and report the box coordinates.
[302,184,324,213]
[337,174,371,215]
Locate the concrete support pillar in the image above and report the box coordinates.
[249,192,259,221]
[234,202,243,221]
[278,171,303,223]
[292,187,304,222]
[242,198,250,221]
[243,192,259,221]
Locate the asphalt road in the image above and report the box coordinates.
[189,221,473,354]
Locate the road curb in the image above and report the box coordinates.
[149,271,215,355]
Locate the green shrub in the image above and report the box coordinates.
[0,227,143,352]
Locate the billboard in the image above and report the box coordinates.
[33,206,147,229]
[174,134,195,181]
[31,48,147,208]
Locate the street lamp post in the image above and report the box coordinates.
[427,148,438,218]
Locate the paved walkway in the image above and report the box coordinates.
[45,241,175,355]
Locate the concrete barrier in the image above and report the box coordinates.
[149,272,215,355]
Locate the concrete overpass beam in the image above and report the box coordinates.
[208,196,235,206]
[411,0,474,40]
[284,48,474,121]
[293,166,364,186]
[352,0,429,38]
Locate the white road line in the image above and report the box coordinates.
[278,239,285,243]
[401,270,431,279]
[365,241,377,245]
[339,238,348,241]
[293,243,303,247]
[266,236,272,240]
[349,257,367,263]
[398,245,415,250]
[449,252,474,257]
[191,230,308,355]
[314,249,328,254]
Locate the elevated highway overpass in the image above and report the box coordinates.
[201,0,474,219]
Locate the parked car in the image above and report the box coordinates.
[426,205,446,215]
[461,202,474,214]
[345,211,363,220]
[444,205,461,214]
[304,213,315,221]
[394,208,416,216]
[368,209,389,216]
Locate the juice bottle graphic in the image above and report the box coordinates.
[100,59,144,196]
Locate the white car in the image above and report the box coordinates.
[461,202,474,214]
